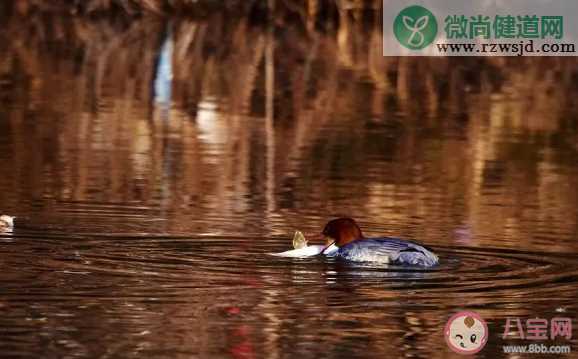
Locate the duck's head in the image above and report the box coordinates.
[321,217,363,254]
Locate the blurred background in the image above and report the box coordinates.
[0,1,577,358]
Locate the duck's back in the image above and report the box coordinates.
[336,237,439,267]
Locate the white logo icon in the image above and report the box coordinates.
[402,15,429,47]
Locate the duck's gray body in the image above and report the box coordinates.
[326,237,438,267]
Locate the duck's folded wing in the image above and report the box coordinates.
[337,239,400,264]
[340,238,438,266]
[395,247,439,266]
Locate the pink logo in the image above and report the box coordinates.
[444,311,489,355]
[503,317,572,340]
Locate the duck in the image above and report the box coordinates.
[320,218,439,267]
[0,215,15,231]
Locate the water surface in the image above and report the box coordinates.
[1,8,578,358]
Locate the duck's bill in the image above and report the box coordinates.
[270,245,325,258]
[321,242,339,256]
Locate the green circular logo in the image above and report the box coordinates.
[393,5,438,50]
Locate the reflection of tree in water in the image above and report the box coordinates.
[0,3,577,246]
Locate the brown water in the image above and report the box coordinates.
[1,8,578,359]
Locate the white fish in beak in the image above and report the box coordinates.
[270,231,325,258]
[270,245,326,258]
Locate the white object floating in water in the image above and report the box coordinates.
[0,215,15,231]
[270,231,325,258]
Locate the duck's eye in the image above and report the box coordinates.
[455,334,463,340]
[470,334,477,343]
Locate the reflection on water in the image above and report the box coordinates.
[1,5,578,358]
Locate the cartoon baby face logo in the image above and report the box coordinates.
[444,311,488,354]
